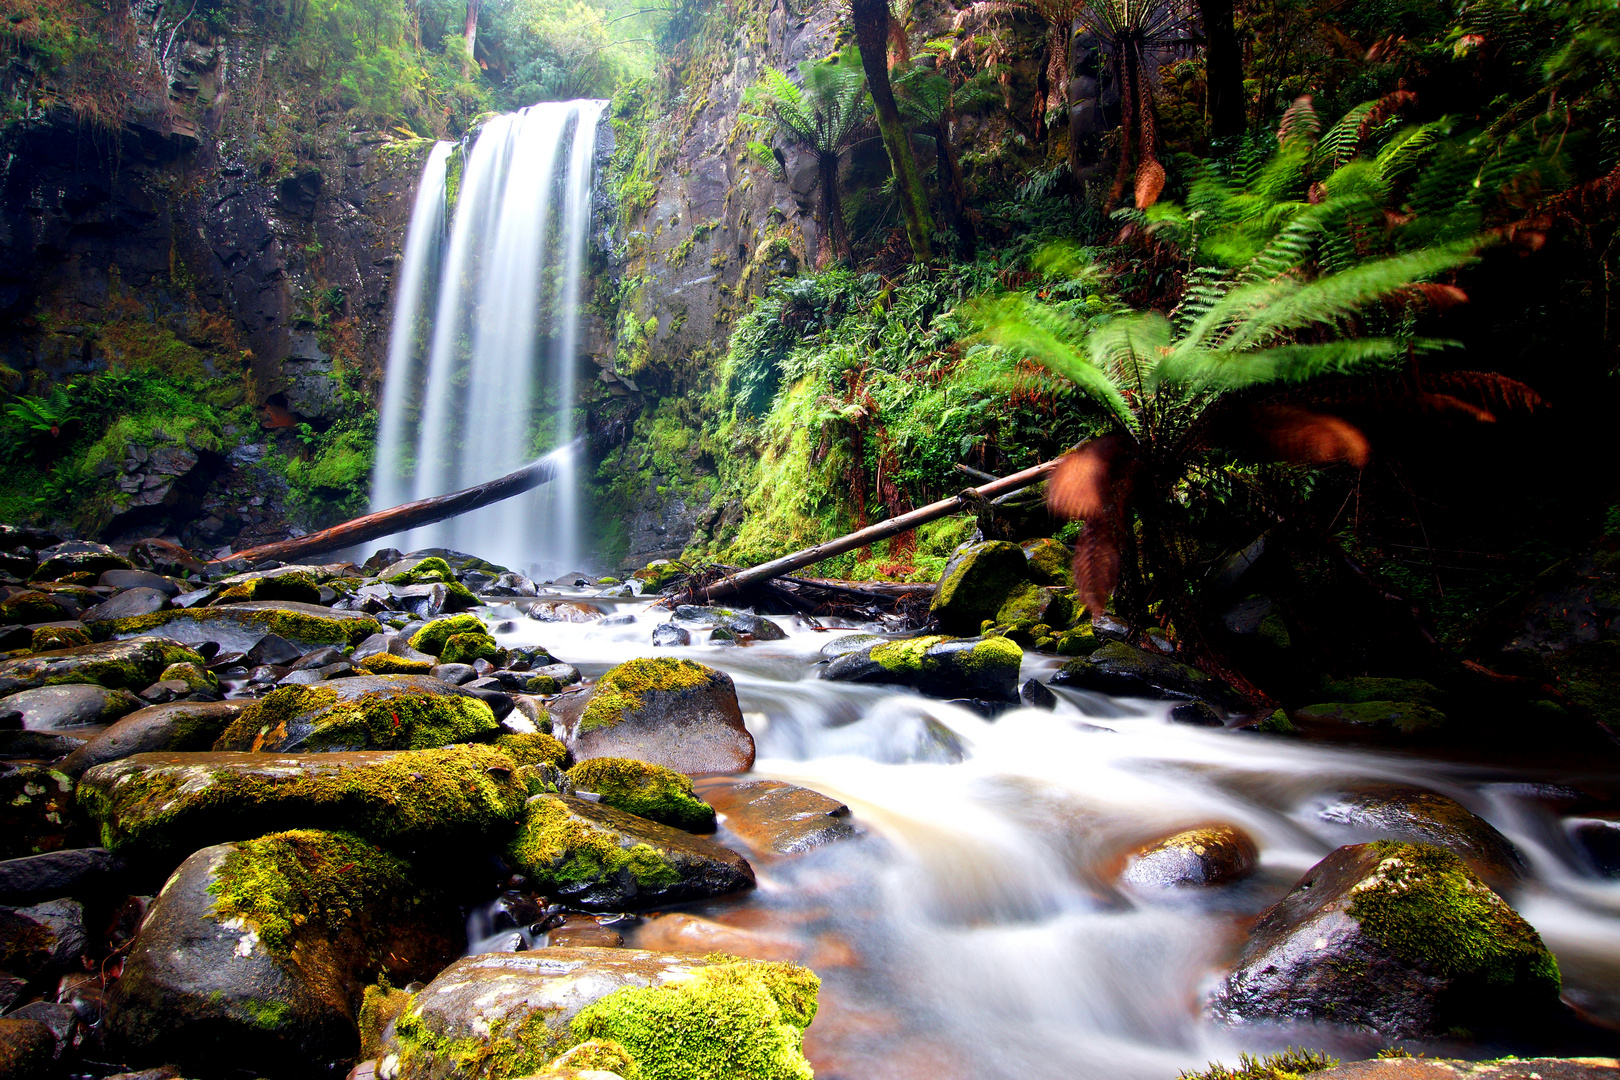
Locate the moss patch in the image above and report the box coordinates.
[103,606,381,648]
[213,572,322,605]
[507,795,682,891]
[410,614,490,656]
[994,582,1076,629]
[384,557,479,607]
[496,732,569,769]
[392,997,568,1080]
[31,625,89,650]
[545,1039,640,1077]
[159,661,219,695]
[360,980,413,1061]
[569,960,819,1080]
[931,541,1030,633]
[567,758,715,832]
[357,654,434,675]
[215,681,499,752]
[1178,1048,1337,1080]
[0,591,60,624]
[1294,700,1447,735]
[580,657,721,733]
[440,632,505,667]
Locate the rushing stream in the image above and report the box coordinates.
[475,592,1620,1080]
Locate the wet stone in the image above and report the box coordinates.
[651,623,690,647]
[80,587,171,623]
[692,777,858,861]
[0,683,142,730]
[1119,824,1257,888]
[1313,784,1526,889]
[1168,701,1223,727]
[0,848,124,905]
[565,657,755,776]
[1020,679,1057,711]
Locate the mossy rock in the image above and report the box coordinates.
[506,794,753,911]
[1119,824,1258,888]
[0,763,74,859]
[382,557,479,610]
[1020,537,1073,586]
[571,657,753,776]
[31,625,89,651]
[540,1038,638,1076]
[633,560,684,592]
[210,571,322,606]
[819,634,1024,703]
[1315,785,1525,888]
[0,1017,55,1078]
[409,614,490,656]
[440,632,506,667]
[0,636,205,692]
[360,982,414,1062]
[214,675,500,753]
[97,602,382,654]
[160,661,219,695]
[1211,841,1561,1039]
[31,542,131,582]
[1051,640,1235,705]
[57,700,245,777]
[994,582,1076,630]
[496,732,570,769]
[930,540,1030,635]
[105,830,458,1078]
[382,949,815,1080]
[1054,625,1101,657]
[0,591,61,625]
[77,744,529,861]
[1318,676,1448,709]
[1293,700,1447,736]
[567,757,716,832]
[357,653,434,675]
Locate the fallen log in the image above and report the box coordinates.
[694,455,1062,601]
[212,441,580,567]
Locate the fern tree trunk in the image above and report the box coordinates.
[818,153,854,266]
[933,117,976,257]
[851,0,934,263]
[462,0,480,78]
[1197,0,1245,138]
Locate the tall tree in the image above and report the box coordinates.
[849,1,933,263]
[462,0,480,77]
[1197,0,1245,138]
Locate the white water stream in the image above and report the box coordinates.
[484,597,1620,1080]
[371,100,607,576]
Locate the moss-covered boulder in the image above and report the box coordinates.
[1210,841,1561,1039]
[0,683,141,730]
[1020,537,1073,586]
[930,540,1030,634]
[409,614,490,656]
[496,732,570,769]
[0,591,64,625]
[30,625,89,651]
[31,541,131,582]
[993,583,1076,629]
[633,560,684,592]
[1314,785,1525,889]
[381,557,478,611]
[96,602,382,654]
[1051,640,1235,705]
[568,658,754,776]
[671,605,786,642]
[439,632,506,666]
[0,636,203,693]
[567,758,715,833]
[159,661,219,696]
[507,794,754,911]
[106,830,458,1078]
[57,700,244,777]
[819,634,1024,703]
[1293,699,1448,736]
[379,949,816,1080]
[1053,625,1102,657]
[356,653,434,675]
[77,745,528,862]
[210,570,323,606]
[1317,676,1449,709]
[1119,824,1258,888]
[0,764,74,859]
[213,675,499,752]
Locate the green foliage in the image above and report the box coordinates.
[743,49,871,159]
[1179,1048,1337,1080]
[282,411,378,527]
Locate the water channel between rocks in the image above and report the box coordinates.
[474,591,1620,1080]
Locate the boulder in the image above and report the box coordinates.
[1569,813,1620,875]
[495,732,569,768]
[0,847,124,905]
[0,1017,54,1079]
[210,569,323,605]
[57,700,244,777]
[1020,537,1073,586]
[1313,785,1525,888]
[0,764,74,859]
[566,758,716,832]
[1119,824,1257,888]
[0,897,86,976]
[0,591,61,625]
[0,730,84,759]
[1169,701,1223,726]
[1209,841,1561,1039]
[106,831,457,1079]
[407,614,489,656]
[819,635,1023,703]
[438,632,505,666]
[29,624,88,651]
[99,569,182,596]
[1293,700,1448,736]
[1020,679,1058,710]
[672,605,786,641]
[566,658,754,775]
[0,636,202,693]
[527,602,606,623]
[0,683,141,730]
[633,559,684,591]
[819,633,885,659]
[1051,640,1233,704]
[212,675,499,752]
[651,623,691,647]
[994,583,1076,629]
[930,540,1030,634]
[95,602,382,654]
[506,794,754,911]
[690,778,857,861]
[77,746,528,862]
[32,541,131,582]
[378,558,478,611]
[378,948,817,1080]
[79,588,170,624]
[1306,1060,1620,1080]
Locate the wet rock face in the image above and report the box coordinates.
[56,700,244,777]
[1312,785,1525,889]
[1120,824,1258,888]
[1051,640,1235,705]
[1210,841,1561,1039]
[930,541,1031,634]
[565,657,754,775]
[0,683,141,730]
[692,777,857,861]
[819,634,1024,703]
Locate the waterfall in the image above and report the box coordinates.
[371,99,607,576]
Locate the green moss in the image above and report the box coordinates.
[214,572,322,605]
[995,582,1076,629]
[241,998,294,1031]
[634,560,683,591]
[410,614,490,655]
[0,637,206,690]
[103,607,381,647]
[0,591,59,625]
[965,634,1024,674]
[507,795,682,890]
[215,683,498,752]
[545,1039,640,1078]
[496,732,570,769]
[580,657,720,733]
[1257,708,1298,734]
[360,980,413,1061]
[869,635,946,673]
[569,960,819,1080]
[207,829,413,958]
[931,541,1030,632]
[1257,612,1292,650]
[383,557,479,607]
[160,661,219,694]
[525,674,561,694]
[1318,677,1446,708]
[357,653,434,675]
[1021,538,1073,586]
[393,996,569,1080]
[1055,625,1101,656]
[1294,700,1447,735]
[1348,841,1560,996]
[1178,1048,1337,1080]
[566,758,716,832]
[31,626,88,650]
[440,632,505,666]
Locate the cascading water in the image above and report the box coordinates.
[371,99,607,575]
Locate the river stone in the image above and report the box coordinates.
[565,657,754,775]
[0,898,86,976]
[99,569,182,597]
[106,832,457,1079]
[995,582,1076,629]
[1021,537,1073,586]
[77,745,528,862]
[1569,814,1620,875]
[672,605,787,641]
[1313,785,1525,889]
[692,777,857,861]
[0,764,74,859]
[507,794,755,911]
[528,602,607,623]
[1209,841,1561,1039]
[931,540,1030,634]
[1119,824,1257,888]
[377,948,817,1080]
[650,622,690,647]
[0,683,141,730]
[1051,640,1233,704]
[1293,700,1448,736]
[97,601,382,654]
[819,633,885,660]
[0,1017,54,1077]
[0,590,63,625]
[56,700,244,777]
[79,588,170,624]
[212,674,499,752]
[32,542,131,582]
[819,635,1023,703]
[0,847,124,905]
[1020,678,1058,710]
[0,730,84,759]
[1169,701,1223,726]
[0,637,205,694]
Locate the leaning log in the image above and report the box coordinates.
[693,455,1062,601]
[212,442,580,567]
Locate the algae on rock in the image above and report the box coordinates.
[567,757,716,832]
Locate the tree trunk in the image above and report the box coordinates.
[1197,0,1245,138]
[819,153,853,266]
[462,0,479,78]
[934,118,975,257]
[1044,18,1069,116]
[1107,46,1139,208]
[851,0,933,264]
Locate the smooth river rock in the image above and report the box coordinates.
[563,657,755,775]
[0,683,142,730]
[56,700,245,777]
[692,777,858,861]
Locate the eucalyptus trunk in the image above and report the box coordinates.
[818,153,854,266]
[851,0,934,263]
[462,0,480,78]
